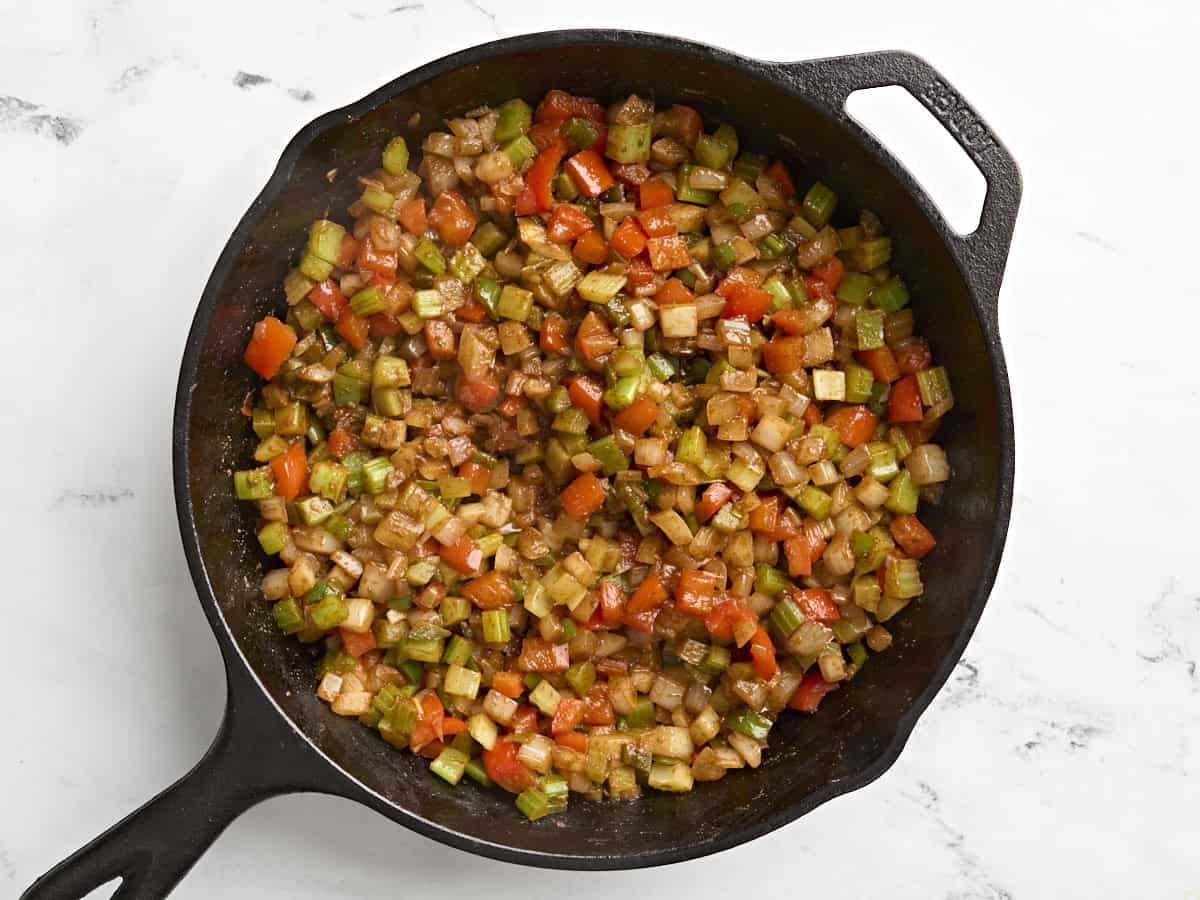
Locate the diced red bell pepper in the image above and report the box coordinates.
[326,428,360,459]
[574,311,618,363]
[794,588,840,624]
[789,670,839,713]
[270,441,307,501]
[811,256,845,291]
[705,597,757,642]
[783,535,813,577]
[639,179,675,209]
[455,372,500,413]
[613,397,659,435]
[339,627,376,658]
[890,514,937,559]
[560,471,607,520]
[825,405,879,448]
[427,190,476,246]
[749,626,778,681]
[535,90,605,124]
[336,234,360,269]
[572,229,609,265]
[491,672,524,699]
[625,256,656,290]
[646,235,690,271]
[551,697,585,735]
[462,570,514,609]
[309,279,348,322]
[398,198,427,235]
[423,319,457,360]
[244,316,297,380]
[761,335,807,377]
[336,309,369,351]
[635,207,676,238]
[564,149,614,198]
[696,482,737,522]
[627,571,668,615]
[546,203,595,243]
[763,160,795,196]
[716,266,764,298]
[653,277,694,306]
[357,236,398,277]
[482,739,535,793]
[515,138,566,214]
[720,283,772,324]
[439,533,483,575]
[580,685,615,725]
[599,580,627,628]
[458,460,491,496]
[855,346,901,384]
[675,569,721,617]
[566,374,605,426]
[892,336,932,375]
[609,216,648,259]
[517,638,571,672]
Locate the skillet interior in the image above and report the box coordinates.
[183,35,1008,865]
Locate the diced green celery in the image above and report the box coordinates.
[553,171,580,201]
[414,238,445,274]
[494,98,533,143]
[298,252,333,282]
[251,408,275,440]
[837,272,874,305]
[801,182,837,228]
[885,470,919,515]
[727,458,763,492]
[606,123,652,164]
[311,595,348,630]
[648,759,694,793]
[402,637,445,663]
[561,116,600,151]
[233,468,274,500]
[497,284,534,322]
[256,521,289,555]
[844,363,875,403]
[603,376,640,411]
[464,757,492,786]
[856,308,886,350]
[676,426,707,466]
[296,496,333,526]
[372,355,411,389]
[588,435,629,475]
[622,698,656,730]
[871,275,910,312]
[847,641,869,666]
[274,402,308,437]
[646,353,676,381]
[676,165,717,205]
[503,135,537,168]
[360,186,395,216]
[516,788,552,820]
[866,442,900,482]
[381,135,410,174]
[710,241,736,269]
[552,407,590,435]
[565,660,596,696]
[577,270,627,304]
[770,596,803,637]
[444,663,481,699]
[799,485,833,520]
[449,242,486,283]
[430,747,469,785]
[272,598,304,634]
[362,457,393,495]
[481,608,511,644]
[471,222,507,259]
[726,707,772,741]
[307,219,346,264]
[762,276,792,311]
[332,371,364,406]
[849,237,892,271]
[694,131,734,169]
[443,635,474,667]
[409,289,443,319]
[916,366,952,407]
[884,556,924,599]
[732,152,767,182]
[754,564,788,597]
[711,503,744,534]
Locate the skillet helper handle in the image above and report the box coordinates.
[789,50,1022,318]
[21,694,314,900]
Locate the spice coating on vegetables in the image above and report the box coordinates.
[237,89,955,819]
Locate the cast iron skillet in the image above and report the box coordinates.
[24,29,1019,899]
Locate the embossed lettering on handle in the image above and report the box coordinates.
[917,79,998,165]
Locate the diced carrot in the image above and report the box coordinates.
[574,311,618,363]
[888,374,924,423]
[609,217,647,259]
[336,309,369,351]
[243,316,297,380]
[270,441,307,501]
[825,405,879,448]
[613,397,659,435]
[492,671,525,699]
[439,533,483,576]
[546,203,595,243]
[572,229,609,265]
[749,626,778,681]
[638,179,675,210]
[398,198,427,235]
[625,256,655,289]
[635,207,676,238]
[369,312,404,338]
[890,514,937,559]
[540,313,571,355]
[653,277,694,306]
[627,572,668,614]
[564,149,614,197]
[462,570,514,609]
[646,235,690,271]
[560,471,607,520]
[566,374,605,426]
[855,346,901,384]
[339,627,376,658]
[622,606,658,633]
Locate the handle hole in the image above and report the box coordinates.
[845,85,986,235]
[81,877,123,900]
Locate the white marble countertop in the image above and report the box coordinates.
[4,1,1198,897]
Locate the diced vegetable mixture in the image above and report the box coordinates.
[236,89,954,818]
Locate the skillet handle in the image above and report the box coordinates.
[787,50,1022,319]
[21,686,321,900]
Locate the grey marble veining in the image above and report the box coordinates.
[3,1,1198,897]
